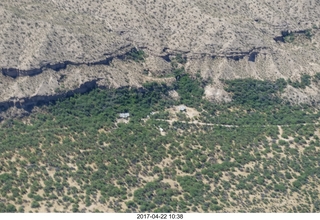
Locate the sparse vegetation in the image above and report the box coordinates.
[288,74,311,89]
[282,31,295,43]
[126,48,146,62]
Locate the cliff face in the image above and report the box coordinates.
[1,0,320,114]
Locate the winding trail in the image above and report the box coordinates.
[157,118,319,128]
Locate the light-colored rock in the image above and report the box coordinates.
[1,0,320,109]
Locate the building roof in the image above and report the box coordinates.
[119,113,130,118]
[179,105,186,111]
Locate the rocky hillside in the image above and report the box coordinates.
[1,0,320,115]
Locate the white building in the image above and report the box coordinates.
[119,113,130,119]
[179,105,186,112]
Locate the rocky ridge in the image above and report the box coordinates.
[1,0,320,117]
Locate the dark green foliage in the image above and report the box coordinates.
[0,203,17,213]
[177,176,209,198]
[274,184,286,192]
[282,31,295,43]
[285,171,292,179]
[150,111,170,120]
[133,182,178,212]
[47,82,172,129]
[175,54,187,64]
[0,173,12,183]
[301,75,311,88]
[201,79,317,126]
[305,29,312,39]
[126,48,146,62]
[31,201,40,209]
[288,75,311,89]
[125,200,137,209]
[223,78,287,108]
[210,204,223,211]
[0,70,319,213]
[174,72,204,107]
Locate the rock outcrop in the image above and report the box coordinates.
[1,0,320,114]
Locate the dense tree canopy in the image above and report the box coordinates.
[0,71,319,213]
